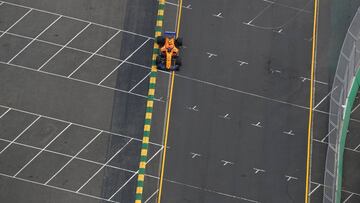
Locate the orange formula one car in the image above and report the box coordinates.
[156,31,182,71]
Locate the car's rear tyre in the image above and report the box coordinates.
[156,36,165,46]
[175,38,183,47]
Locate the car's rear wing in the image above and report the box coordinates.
[164,31,176,37]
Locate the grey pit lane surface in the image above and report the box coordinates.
[155,0,316,202]
[0,1,359,203]
[0,0,165,202]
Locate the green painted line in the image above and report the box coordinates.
[336,69,360,203]
[157,15,165,21]
[140,157,148,163]
[138,181,144,187]
[149,83,156,89]
[139,168,146,174]
[155,25,162,30]
[158,4,165,9]
[144,119,152,125]
[141,143,149,149]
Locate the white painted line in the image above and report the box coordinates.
[314,86,338,110]
[343,193,353,203]
[262,0,312,13]
[340,190,360,197]
[0,137,74,158]
[163,1,192,10]
[98,38,150,85]
[237,60,249,66]
[2,61,161,102]
[76,138,133,192]
[147,146,164,164]
[2,0,153,39]
[150,176,260,203]
[0,136,138,175]
[0,172,119,203]
[0,108,11,118]
[245,4,272,24]
[276,28,283,33]
[351,103,360,114]
[129,71,151,93]
[0,2,4,6]
[354,144,360,151]
[283,130,295,136]
[309,183,321,196]
[212,12,224,18]
[185,4,192,9]
[221,160,234,166]
[314,181,360,198]
[190,152,201,159]
[321,128,335,142]
[313,138,360,154]
[285,175,298,182]
[2,30,127,65]
[0,27,328,112]
[0,8,32,38]
[186,105,199,112]
[44,130,103,185]
[37,23,91,70]
[0,104,163,147]
[253,168,265,174]
[67,30,121,78]
[219,113,231,120]
[13,123,72,177]
[251,122,263,128]
[299,76,328,85]
[7,15,62,64]
[107,145,163,200]
[206,52,217,58]
[242,21,283,34]
[176,74,311,111]
[0,115,41,154]
[0,28,327,113]
[144,189,159,203]
[107,172,137,200]
[0,30,153,74]
[269,68,281,74]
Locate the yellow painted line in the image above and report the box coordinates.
[138,174,145,181]
[143,136,149,143]
[150,77,157,84]
[157,72,175,203]
[144,124,151,131]
[145,112,152,119]
[158,9,164,16]
[305,0,319,202]
[157,1,182,202]
[176,0,183,37]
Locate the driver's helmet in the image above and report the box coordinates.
[166,38,175,50]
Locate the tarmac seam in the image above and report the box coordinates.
[134,1,165,202]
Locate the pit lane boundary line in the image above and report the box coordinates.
[134,1,165,202]
[305,0,319,202]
